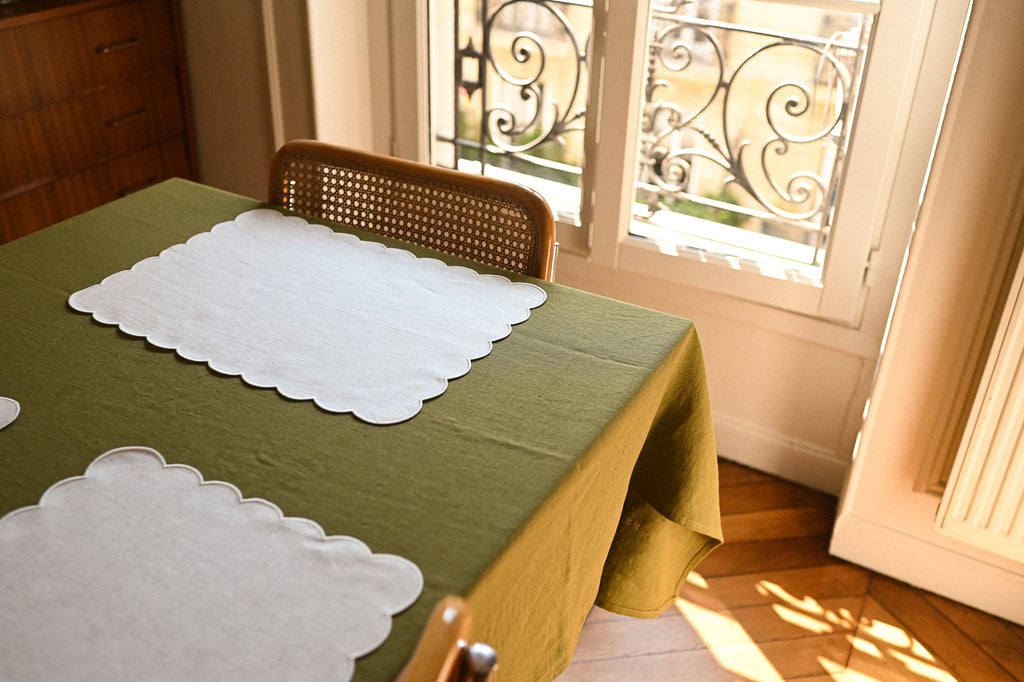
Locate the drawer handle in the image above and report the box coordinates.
[95,37,141,54]
[118,177,159,197]
[106,109,150,127]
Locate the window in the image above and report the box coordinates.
[429,0,591,223]
[635,2,872,280]
[421,0,958,324]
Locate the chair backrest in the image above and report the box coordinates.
[268,140,557,280]
[395,596,497,682]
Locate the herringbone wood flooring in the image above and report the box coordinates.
[557,459,1024,681]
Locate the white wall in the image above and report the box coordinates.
[552,257,878,493]
[177,0,314,201]
[305,1,392,151]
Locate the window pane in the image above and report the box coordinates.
[429,0,593,223]
[633,0,873,279]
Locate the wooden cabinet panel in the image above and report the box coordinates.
[0,193,61,245]
[1,71,185,196]
[0,138,191,243]
[75,0,177,96]
[0,110,54,198]
[0,0,195,244]
[48,70,185,168]
[0,0,177,116]
[0,24,37,114]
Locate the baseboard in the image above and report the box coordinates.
[830,513,1024,625]
[713,411,850,496]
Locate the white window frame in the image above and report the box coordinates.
[387,0,970,327]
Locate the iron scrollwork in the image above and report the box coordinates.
[639,2,870,250]
[442,0,870,259]
[451,0,591,174]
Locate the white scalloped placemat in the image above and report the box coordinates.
[69,209,547,423]
[0,397,18,430]
[0,446,422,681]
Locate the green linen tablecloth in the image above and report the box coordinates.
[0,179,721,681]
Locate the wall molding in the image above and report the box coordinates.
[714,411,850,495]
[936,193,1024,562]
[831,514,1024,625]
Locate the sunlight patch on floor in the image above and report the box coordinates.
[888,650,959,682]
[758,580,858,635]
[671,572,958,682]
[772,602,836,635]
[675,573,782,681]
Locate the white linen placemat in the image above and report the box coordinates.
[0,446,422,681]
[69,209,547,423]
[0,397,18,430]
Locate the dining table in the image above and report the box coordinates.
[0,178,722,681]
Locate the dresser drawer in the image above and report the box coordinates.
[0,138,190,242]
[0,0,195,245]
[0,0,177,115]
[1,70,185,196]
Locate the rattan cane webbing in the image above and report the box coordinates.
[268,142,555,279]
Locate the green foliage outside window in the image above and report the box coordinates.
[644,187,749,229]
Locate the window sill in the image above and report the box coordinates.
[614,236,826,319]
[630,210,824,286]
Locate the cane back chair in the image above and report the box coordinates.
[268,140,556,281]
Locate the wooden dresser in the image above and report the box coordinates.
[0,0,196,244]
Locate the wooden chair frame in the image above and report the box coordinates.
[396,596,497,682]
[268,140,557,280]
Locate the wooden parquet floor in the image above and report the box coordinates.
[557,459,1024,681]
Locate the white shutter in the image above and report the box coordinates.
[936,244,1024,562]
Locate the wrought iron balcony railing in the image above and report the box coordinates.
[435,0,872,266]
